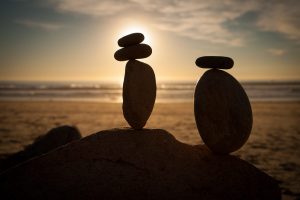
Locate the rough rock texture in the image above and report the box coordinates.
[0,128,280,200]
[0,125,81,172]
[114,44,152,61]
[194,69,252,154]
[118,33,144,47]
[196,56,234,69]
[123,60,156,129]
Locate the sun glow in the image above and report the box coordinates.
[116,23,153,46]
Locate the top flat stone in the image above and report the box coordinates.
[195,56,234,69]
[118,33,145,47]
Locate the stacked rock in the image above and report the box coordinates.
[114,33,156,130]
[194,56,253,154]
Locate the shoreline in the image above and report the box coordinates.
[0,99,300,103]
[1,100,299,154]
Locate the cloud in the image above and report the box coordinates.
[15,19,62,31]
[49,0,134,16]
[136,0,261,46]
[256,0,300,41]
[267,48,286,56]
[49,0,300,45]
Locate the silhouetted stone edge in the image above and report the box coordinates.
[0,125,81,172]
[0,128,281,200]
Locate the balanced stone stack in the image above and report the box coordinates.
[114,33,156,129]
[194,56,253,154]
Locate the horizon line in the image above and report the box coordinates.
[0,79,300,83]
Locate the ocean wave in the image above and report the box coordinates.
[0,81,299,102]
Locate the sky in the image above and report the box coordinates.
[0,0,299,82]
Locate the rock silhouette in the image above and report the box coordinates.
[115,32,156,129]
[195,56,234,69]
[0,128,280,200]
[194,56,252,154]
[0,29,283,200]
[0,125,81,172]
[114,44,152,61]
[118,33,145,47]
[123,60,156,129]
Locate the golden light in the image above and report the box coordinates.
[116,23,153,46]
[112,21,157,81]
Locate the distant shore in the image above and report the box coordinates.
[0,80,299,102]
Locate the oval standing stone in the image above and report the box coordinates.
[114,44,152,61]
[194,69,252,154]
[118,33,144,47]
[123,60,156,129]
[195,56,234,69]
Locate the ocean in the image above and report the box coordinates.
[0,80,299,102]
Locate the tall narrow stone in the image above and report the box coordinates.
[123,60,156,129]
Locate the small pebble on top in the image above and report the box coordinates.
[195,56,234,69]
[118,33,145,47]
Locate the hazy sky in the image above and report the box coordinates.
[1,0,299,82]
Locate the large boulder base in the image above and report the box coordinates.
[0,128,280,200]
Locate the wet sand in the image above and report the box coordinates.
[0,101,299,199]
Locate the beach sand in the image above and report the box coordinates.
[0,101,299,199]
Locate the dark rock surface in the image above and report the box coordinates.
[196,56,234,69]
[0,125,81,172]
[0,128,280,200]
[114,44,152,61]
[194,69,252,154]
[123,60,156,129]
[118,32,144,47]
